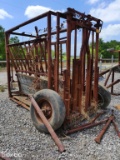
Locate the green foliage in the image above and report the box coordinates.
[0,25,20,60]
[9,36,19,44]
[61,52,67,61]
[90,38,120,58]
[0,25,5,60]
[98,38,120,58]
[0,85,5,92]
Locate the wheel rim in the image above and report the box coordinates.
[34,99,52,123]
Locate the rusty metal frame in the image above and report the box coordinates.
[5,8,103,127]
[99,50,120,96]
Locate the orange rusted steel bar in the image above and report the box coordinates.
[72,59,81,111]
[24,43,30,71]
[54,12,60,92]
[16,45,27,71]
[90,111,106,123]
[29,95,65,152]
[11,46,24,72]
[47,13,52,89]
[99,64,119,76]
[63,70,70,117]
[111,69,115,94]
[66,14,71,72]
[104,69,112,86]
[85,30,91,111]
[10,97,30,110]
[93,32,99,105]
[65,118,108,135]
[111,93,120,96]
[18,45,29,71]
[112,120,120,138]
[94,116,114,144]
[119,51,120,65]
[74,28,77,60]
[106,79,120,88]
[15,69,47,76]
[89,58,94,106]
[60,44,63,75]
[93,66,99,104]
[85,56,91,111]
[78,28,86,113]
[5,33,11,97]
[63,14,71,115]
[92,31,94,59]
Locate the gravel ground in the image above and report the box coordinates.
[0,73,120,160]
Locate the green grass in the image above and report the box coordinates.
[0,85,6,92]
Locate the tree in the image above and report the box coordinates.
[0,25,5,60]
[98,38,120,58]
[9,36,19,44]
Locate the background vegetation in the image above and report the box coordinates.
[0,25,120,61]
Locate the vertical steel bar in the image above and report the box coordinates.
[92,31,94,59]
[85,30,91,111]
[8,48,18,71]
[19,44,30,72]
[63,70,70,117]
[38,41,46,72]
[55,13,60,92]
[10,46,21,71]
[60,44,63,75]
[5,33,11,97]
[78,28,88,113]
[44,40,48,73]
[119,51,120,65]
[66,15,71,72]
[72,59,80,111]
[111,69,115,94]
[47,12,52,88]
[12,46,24,71]
[16,45,27,71]
[93,31,99,104]
[74,28,77,60]
[63,14,71,117]
[24,43,31,72]
[85,58,91,111]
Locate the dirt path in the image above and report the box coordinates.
[0,70,7,85]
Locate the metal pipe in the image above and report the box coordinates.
[112,120,120,138]
[29,95,65,152]
[47,13,52,89]
[65,118,108,135]
[55,12,60,92]
[94,116,114,144]
[106,79,120,88]
[5,33,11,97]
[90,111,105,123]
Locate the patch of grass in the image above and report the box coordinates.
[0,67,6,71]
[0,85,5,92]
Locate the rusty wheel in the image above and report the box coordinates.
[34,99,52,122]
[98,84,111,109]
[30,89,66,133]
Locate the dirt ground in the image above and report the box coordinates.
[0,68,7,85]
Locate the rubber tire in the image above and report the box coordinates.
[30,89,66,133]
[98,84,111,109]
